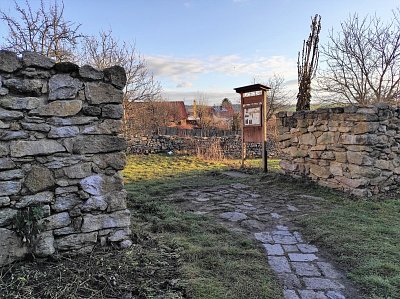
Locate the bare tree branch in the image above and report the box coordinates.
[0,0,83,62]
[318,10,400,105]
[81,30,162,138]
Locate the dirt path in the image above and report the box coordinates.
[163,172,363,299]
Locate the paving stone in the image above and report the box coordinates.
[222,171,250,178]
[278,273,302,288]
[268,256,291,273]
[303,278,344,290]
[291,262,321,276]
[298,244,319,253]
[254,232,273,243]
[195,196,210,202]
[284,290,300,299]
[230,183,250,189]
[326,290,346,299]
[263,244,284,255]
[277,225,289,230]
[298,290,328,299]
[273,229,293,236]
[293,231,304,242]
[241,219,265,230]
[219,211,247,222]
[289,253,318,262]
[273,234,298,245]
[283,245,299,252]
[287,204,300,211]
[271,212,282,219]
[317,262,341,279]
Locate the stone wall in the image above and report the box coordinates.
[276,105,400,196]
[0,51,131,266]
[127,134,279,158]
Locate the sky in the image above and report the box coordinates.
[0,0,399,105]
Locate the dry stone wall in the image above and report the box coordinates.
[0,51,131,266]
[127,134,278,158]
[276,105,400,196]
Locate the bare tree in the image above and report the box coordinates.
[265,74,291,120]
[296,14,321,111]
[318,10,400,105]
[81,30,162,137]
[0,0,82,62]
[254,74,291,120]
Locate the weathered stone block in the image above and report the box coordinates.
[0,51,21,72]
[81,209,131,232]
[85,82,123,105]
[0,107,24,121]
[0,181,21,196]
[55,232,98,251]
[41,212,71,230]
[63,162,92,179]
[0,228,28,266]
[79,65,104,80]
[48,116,98,126]
[25,165,55,193]
[80,174,123,196]
[81,196,108,212]
[310,164,330,179]
[0,96,46,110]
[22,51,55,69]
[33,231,55,257]
[0,169,24,181]
[317,132,339,145]
[103,65,127,89]
[30,100,82,117]
[52,193,81,212]
[4,78,44,96]
[82,119,122,135]
[73,135,126,154]
[92,152,126,170]
[48,74,82,100]
[0,208,18,226]
[11,140,65,157]
[0,158,16,170]
[15,191,54,208]
[48,126,79,138]
[0,142,9,156]
[102,104,123,119]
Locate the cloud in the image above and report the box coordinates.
[146,54,297,83]
[176,81,193,88]
[162,90,240,105]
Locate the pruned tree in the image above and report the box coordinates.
[81,30,162,137]
[0,0,82,62]
[296,14,321,111]
[318,10,400,105]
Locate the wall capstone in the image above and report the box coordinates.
[0,50,131,266]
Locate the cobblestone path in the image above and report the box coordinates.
[165,178,362,299]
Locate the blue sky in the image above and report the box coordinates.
[0,0,399,105]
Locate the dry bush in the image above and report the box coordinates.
[195,139,225,161]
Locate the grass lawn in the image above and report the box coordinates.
[124,154,283,299]
[125,154,400,299]
[298,194,400,299]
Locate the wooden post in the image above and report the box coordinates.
[262,90,268,172]
[240,92,245,168]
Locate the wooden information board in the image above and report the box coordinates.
[234,84,270,172]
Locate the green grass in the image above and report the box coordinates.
[123,154,400,298]
[298,198,400,299]
[124,154,283,299]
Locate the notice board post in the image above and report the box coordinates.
[234,84,271,172]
